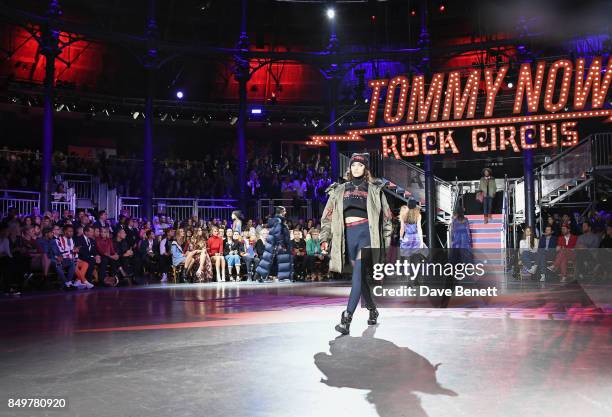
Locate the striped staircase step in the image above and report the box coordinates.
[470,229,500,239]
[469,223,504,230]
[472,242,504,249]
[465,214,504,220]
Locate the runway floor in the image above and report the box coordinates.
[0,281,611,417]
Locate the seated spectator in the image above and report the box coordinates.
[194,237,213,282]
[74,226,99,289]
[519,226,539,277]
[574,221,601,278]
[536,225,557,282]
[240,235,259,281]
[139,229,160,276]
[159,228,174,283]
[207,227,225,281]
[50,224,77,290]
[550,223,577,283]
[96,227,119,285]
[306,229,327,281]
[113,228,135,283]
[36,226,55,280]
[291,229,306,280]
[223,229,241,281]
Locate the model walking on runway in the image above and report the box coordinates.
[319,153,393,334]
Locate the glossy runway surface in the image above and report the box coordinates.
[1,282,611,417]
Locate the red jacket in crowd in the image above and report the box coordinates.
[207,235,224,257]
[556,233,577,249]
[96,237,117,257]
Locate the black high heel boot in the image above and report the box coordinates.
[334,310,353,335]
[367,307,379,325]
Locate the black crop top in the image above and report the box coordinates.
[343,179,368,218]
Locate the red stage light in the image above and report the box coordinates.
[410,9,416,16]
[439,4,445,12]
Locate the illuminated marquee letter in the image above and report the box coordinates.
[519,125,538,149]
[438,130,459,154]
[407,73,445,123]
[539,123,558,148]
[560,121,579,147]
[484,66,508,118]
[382,135,401,158]
[367,79,388,126]
[384,76,409,124]
[400,133,420,157]
[574,56,612,109]
[471,128,489,152]
[513,61,546,114]
[442,69,480,120]
[544,59,572,112]
[421,132,438,155]
[499,126,520,152]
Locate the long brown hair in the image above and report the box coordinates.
[345,167,373,182]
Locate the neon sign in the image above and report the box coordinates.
[311,56,612,157]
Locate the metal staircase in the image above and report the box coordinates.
[513,132,611,224]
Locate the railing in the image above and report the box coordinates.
[591,132,612,168]
[59,172,97,203]
[0,189,76,217]
[256,198,312,221]
[379,157,455,221]
[116,197,239,221]
[0,189,40,217]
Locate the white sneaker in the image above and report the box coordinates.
[84,281,94,289]
[161,273,168,283]
[74,281,86,289]
[540,274,546,282]
[528,265,538,274]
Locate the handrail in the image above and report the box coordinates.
[537,136,591,171]
[387,157,453,187]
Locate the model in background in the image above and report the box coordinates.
[255,206,293,283]
[319,153,393,335]
[479,168,497,224]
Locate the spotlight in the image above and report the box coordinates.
[507,82,514,88]
[326,8,335,19]
[132,111,139,120]
[410,9,416,16]
[192,115,201,124]
[103,109,110,117]
[230,116,238,125]
[311,119,319,128]
[439,4,445,12]
[55,103,65,112]
[176,91,184,99]
[160,113,168,122]
[251,108,262,115]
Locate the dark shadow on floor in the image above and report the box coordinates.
[314,326,457,417]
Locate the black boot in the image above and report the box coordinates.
[334,310,353,335]
[367,306,379,325]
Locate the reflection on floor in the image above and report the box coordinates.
[0,282,610,417]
